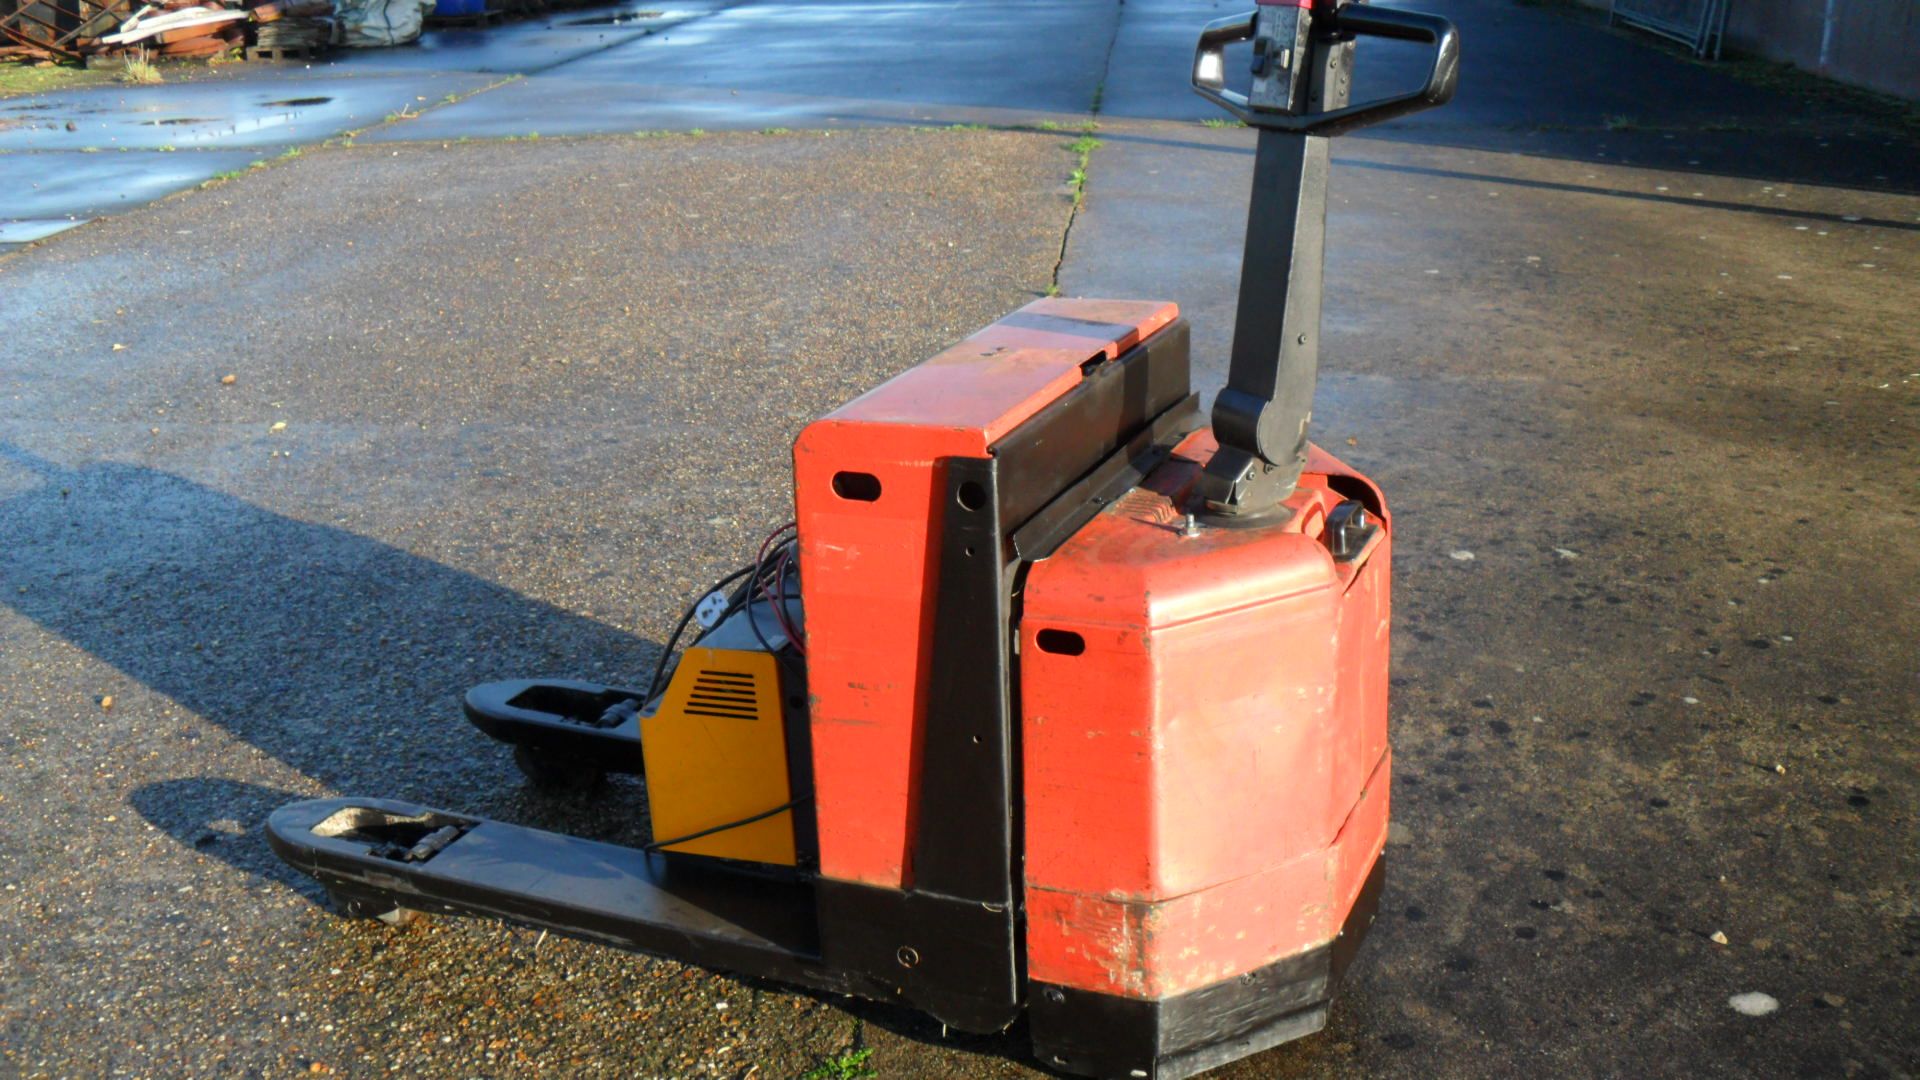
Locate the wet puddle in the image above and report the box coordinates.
[0,219,87,243]
[564,10,660,25]
[142,117,221,126]
[2,104,107,115]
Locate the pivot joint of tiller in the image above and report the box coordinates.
[1191,0,1459,517]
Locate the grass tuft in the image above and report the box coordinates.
[0,60,115,97]
[121,58,163,85]
[801,1047,877,1080]
[1042,116,1105,298]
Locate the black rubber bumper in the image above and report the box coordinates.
[1028,855,1385,1080]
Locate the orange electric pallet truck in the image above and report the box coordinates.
[267,4,1458,1076]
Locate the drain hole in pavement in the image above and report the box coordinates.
[141,117,218,125]
[262,96,333,107]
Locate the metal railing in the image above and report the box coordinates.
[0,0,137,58]
[1610,0,1730,59]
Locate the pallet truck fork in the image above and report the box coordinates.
[267,4,1458,1076]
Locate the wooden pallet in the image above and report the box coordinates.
[250,0,333,23]
[156,30,242,56]
[424,8,504,27]
[246,43,325,60]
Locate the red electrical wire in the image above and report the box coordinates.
[756,521,798,565]
[766,542,806,654]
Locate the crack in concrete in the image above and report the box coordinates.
[1049,0,1123,295]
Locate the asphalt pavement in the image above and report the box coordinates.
[2,1,1917,1078]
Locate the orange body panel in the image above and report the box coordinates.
[1020,432,1392,997]
[794,298,1179,888]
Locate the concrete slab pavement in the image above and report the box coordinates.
[0,0,1122,239]
[0,1,725,237]
[362,78,1084,143]
[0,73,498,152]
[1104,0,1920,194]
[1070,0,1920,398]
[6,0,1915,245]
[0,0,1916,1077]
[364,0,1121,141]
[0,0,1127,238]
[0,147,263,244]
[302,3,708,75]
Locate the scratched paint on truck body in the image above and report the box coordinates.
[1020,433,1392,997]
[793,297,1178,888]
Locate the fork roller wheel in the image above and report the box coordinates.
[326,888,426,927]
[513,743,607,792]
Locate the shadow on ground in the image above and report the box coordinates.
[0,443,660,832]
[1,441,1063,1073]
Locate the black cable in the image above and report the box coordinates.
[642,797,804,853]
[768,542,806,654]
[743,529,792,656]
[645,563,756,703]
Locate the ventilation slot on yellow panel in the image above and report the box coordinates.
[684,671,760,720]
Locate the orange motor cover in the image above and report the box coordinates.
[1020,431,1392,1000]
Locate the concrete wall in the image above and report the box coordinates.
[1726,0,1920,100]
[1578,0,1918,100]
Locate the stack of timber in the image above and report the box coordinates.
[246,0,332,59]
[99,5,248,58]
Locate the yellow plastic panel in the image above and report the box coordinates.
[640,647,796,865]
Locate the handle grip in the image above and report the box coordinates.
[1193,4,1459,137]
[1191,12,1257,112]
